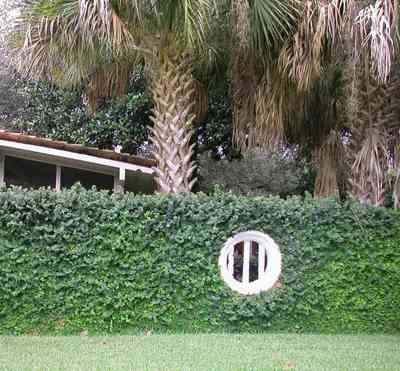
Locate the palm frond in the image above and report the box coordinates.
[353,0,397,83]
[279,0,354,91]
[155,0,213,52]
[85,61,131,114]
[14,0,142,85]
[251,66,292,150]
[78,0,134,49]
[230,0,300,152]
[350,125,389,206]
[250,0,301,51]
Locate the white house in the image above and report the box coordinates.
[0,131,156,193]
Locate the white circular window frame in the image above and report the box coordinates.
[218,231,282,295]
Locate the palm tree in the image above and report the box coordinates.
[228,0,400,205]
[229,0,352,198]
[345,0,400,206]
[15,0,400,202]
[14,0,215,193]
[14,0,301,194]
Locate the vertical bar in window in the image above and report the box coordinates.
[55,165,61,192]
[243,240,250,284]
[258,245,265,280]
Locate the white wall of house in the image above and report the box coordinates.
[0,141,155,194]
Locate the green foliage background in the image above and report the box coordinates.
[9,80,235,160]
[0,187,399,334]
[9,80,152,156]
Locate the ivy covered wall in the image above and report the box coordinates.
[0,187,399,334]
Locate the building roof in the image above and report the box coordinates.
[0,131,156,168]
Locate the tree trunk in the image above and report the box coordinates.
[343,0,400,206]
[230,0,258,151]
[346,56,400,206]
[149,56,197,194]
[313,130,343,198]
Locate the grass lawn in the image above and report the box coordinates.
[0,334,398,371]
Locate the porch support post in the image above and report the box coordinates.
[114,168,126,193]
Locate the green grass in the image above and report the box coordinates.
[0,334,399,371]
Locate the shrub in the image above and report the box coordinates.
[198,150,312,197]
[81,93,151,155]
[0,187,398,335]
[9,80,152,156]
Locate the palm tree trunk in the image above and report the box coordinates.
[149,56,197,193]
[313,131,343,198]
[230,0,257,151]
[344,0,400,206]
[346,56,400,206]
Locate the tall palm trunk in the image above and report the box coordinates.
[313,130,343,198]
[344,0,400,206]
[347,57,400,206]
[230,0,257,151]
[149,56,197,193]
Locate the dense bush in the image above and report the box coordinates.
[10,80,152,156]
[81,93,151,155]
[198,150,313,197]
[0,187,398,335]
[9,80,234,157]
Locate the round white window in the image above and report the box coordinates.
[218,231,282,295]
